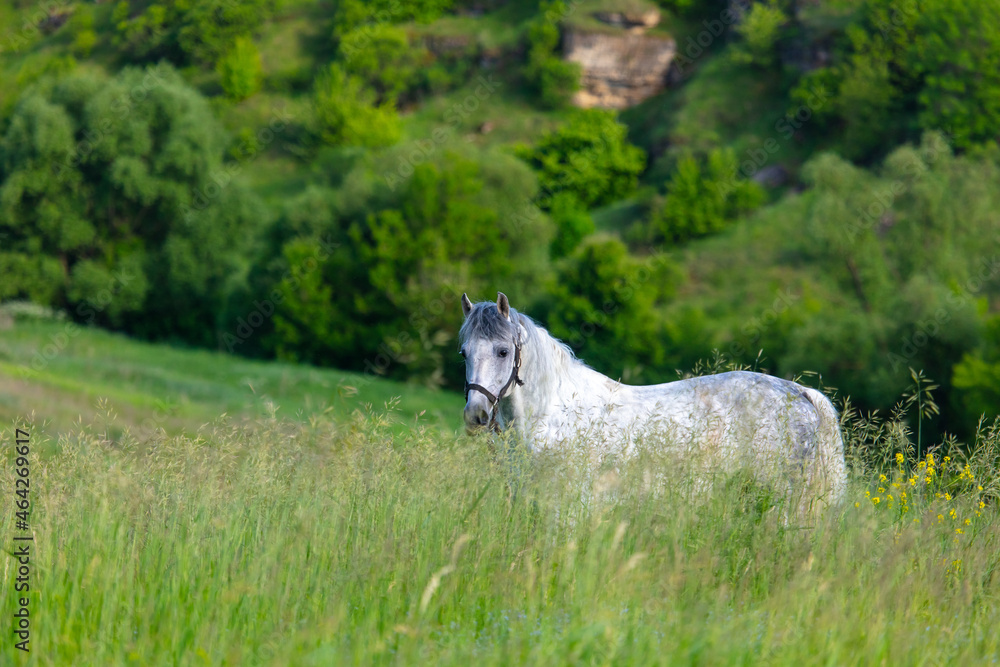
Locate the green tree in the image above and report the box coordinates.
[907,0,1000,149]
[539,236,680,382]
[70,5,98,58]
[516,110,646,210]
[522,2,580,109]
[217,36,263,101]
[0,66,262,342]
[313,64,401,148]
[731,1,787,68]
[648,149,764,244]
[953,316,1000,424]
[338,25,425,105]
[547,192,594,259]
[113,0,277,65]
[243,152,553,386]
[794,0,1000,156]
[333,0,455,34]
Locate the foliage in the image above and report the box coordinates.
[5,0,1000,436]
[521,1,580,109]
[241,151,553,386]
[217,36,263,101]
[113,0,278,65]
[906,0,1000,150]
[338,24,426,105]
[766,135,997,434]
[731,1,787,68]
[333,0,456,34]
[516,110,646,210]
[0,65,262,342]
[953,316,1000,425]
[547,191,594,259]
[69,5,98,58]
[539,236,680,382]
[793,0,1000,155]
[312,64,401,148]
[653,0,730,19]
[645,148,764,244]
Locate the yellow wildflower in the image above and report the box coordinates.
[896,452,905,465]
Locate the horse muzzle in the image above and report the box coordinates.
[463,395,493,433]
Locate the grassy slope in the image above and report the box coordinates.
[0,320,465,437]
[1,399,998,664]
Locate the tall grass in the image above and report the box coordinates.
[2,400,1000,665]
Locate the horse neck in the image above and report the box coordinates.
[514,317,615,414]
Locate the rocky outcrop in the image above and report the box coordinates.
[592,9,661,29]
[564,26,676,109]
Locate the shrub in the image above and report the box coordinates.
[731,1,787,68]
[0,65,263,342]
[333,0,455,34]
[516,110,646,210]
[548,193,594,259]
[217,36,263,101]
[647,149,764,244]
[338,24,426,105]
[312,64,401,148]
[539,236,680,382]
[113,0,277,65]
[522,3,580,109]
[243,151,554,386]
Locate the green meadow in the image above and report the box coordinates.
[0,320,463,436]
[2,321,1000,665]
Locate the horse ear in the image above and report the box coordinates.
[461,293,473,318]
[497,292,510,320]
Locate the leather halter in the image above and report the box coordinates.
[464,340,524,429]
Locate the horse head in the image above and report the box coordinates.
[458,292,527,433]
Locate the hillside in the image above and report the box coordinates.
[0,313,464,436]
[2,0,1000,442]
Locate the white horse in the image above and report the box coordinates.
[459,292,847,511]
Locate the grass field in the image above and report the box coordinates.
[2,322,1000,665]
[0,318,465,436]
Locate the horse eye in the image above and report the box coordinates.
[498,348,508,358]
[459,349,467,358]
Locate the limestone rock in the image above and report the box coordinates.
[564,27,676,109]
